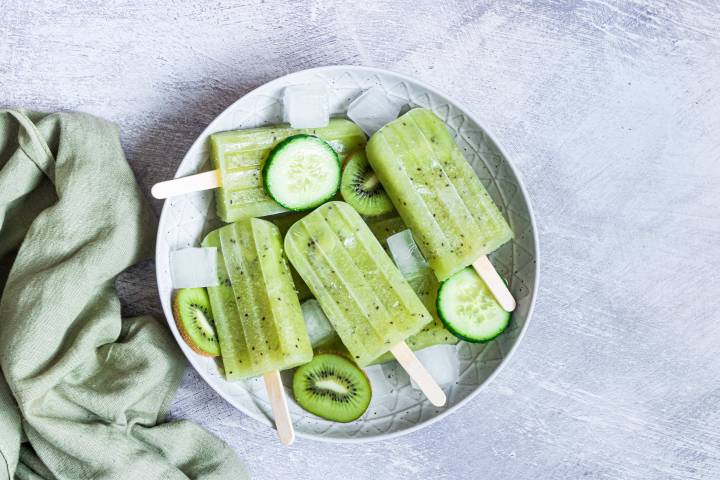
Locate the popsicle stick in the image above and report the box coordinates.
[151,170,221,199]
[472,255,516,312]
[263,370,295,445]
[391,341,446,407]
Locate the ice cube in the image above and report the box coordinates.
[283,84,330,128]
[387,229,428,278]
[347,87,403,136]
[301,299,335,347]
[410,344,459,389]
[170,247,219,288]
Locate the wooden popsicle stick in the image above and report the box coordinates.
[472,255,516,312]
[151,170,222,199]
[391,341,446,407]
[263,370,295,445]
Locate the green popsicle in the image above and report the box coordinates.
[284,202,432,366]
[366,108,512,281]
[202,218,312,380]
[211,119,366,222]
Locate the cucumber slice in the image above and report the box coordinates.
[437,267,510,342]
[263,134,341,211]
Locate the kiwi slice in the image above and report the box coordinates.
[293,353,371,422]
[340,149,394,217]
[172,288,220,357]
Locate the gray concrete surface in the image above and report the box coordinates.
[2,1,719,478]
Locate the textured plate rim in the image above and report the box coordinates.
[156,65,540,444]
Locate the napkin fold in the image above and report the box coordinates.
[0,109,246,480]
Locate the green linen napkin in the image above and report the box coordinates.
[0,109,247,480]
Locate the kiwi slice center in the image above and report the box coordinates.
[190,302,216,337]
[360,171,380,192]
[309,368,356,401]
[315,379,349,395]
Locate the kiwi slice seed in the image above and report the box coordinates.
[340,149,394,217]
[293,353,372,422]
[172,288,220,357]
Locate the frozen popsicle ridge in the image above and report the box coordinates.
[203,230,253,376]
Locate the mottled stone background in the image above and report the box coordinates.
[2,1,719,478]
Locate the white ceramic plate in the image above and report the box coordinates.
[156,66,538,442]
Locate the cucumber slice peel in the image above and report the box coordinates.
[437,267,511,343]
[263,134,341,211]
